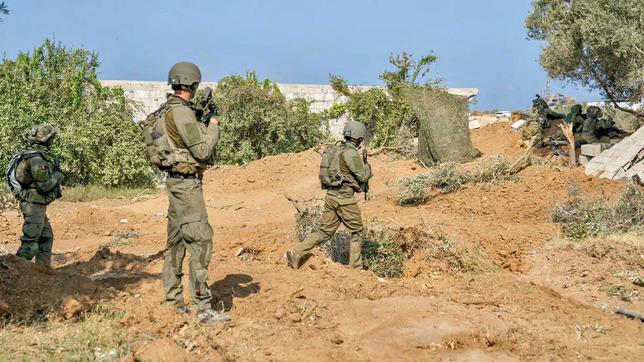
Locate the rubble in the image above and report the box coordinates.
[584,126,644,182]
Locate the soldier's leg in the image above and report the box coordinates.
[337,202,365,269]
[163,182,188,307]
[292,197,342,257]
[182,220,214,311]
[35,212,53,266]
[16,202,45,261]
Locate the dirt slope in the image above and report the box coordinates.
[0,122,642,361]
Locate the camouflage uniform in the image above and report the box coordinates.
[14,126,64,266]
[522,96,565,144]
[161,94,219,312]
[288,140,372,269]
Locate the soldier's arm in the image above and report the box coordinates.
[28,157,64,194]
[343,149,372,183]
[173,106,220,162]
[546,109,565,119]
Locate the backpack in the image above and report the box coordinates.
[139,103,181,169]
[5,150,42,195]
[319,142,345,189]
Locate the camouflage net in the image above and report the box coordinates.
[405,88,480,165]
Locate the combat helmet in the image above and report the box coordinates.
[586,105,602,119]
[343,121,368,141]
[168,62,202,89]
[27,124,57,146]
[532,95,548,109]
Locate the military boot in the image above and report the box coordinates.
[198,308,231,324]
[285,250,301,270]
[176,305,191,315]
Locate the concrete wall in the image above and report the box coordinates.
[101,80,478,136]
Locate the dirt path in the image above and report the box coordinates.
[1,123,642,361]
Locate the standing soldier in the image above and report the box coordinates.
[143,62,229,323]
[285,121,373,270]
[8,125,64,266]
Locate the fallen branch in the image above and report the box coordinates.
[284,192,321,213]
[509,136,536,174]
[368,146,406,157]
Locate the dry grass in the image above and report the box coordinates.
[393,157,514,206]
[61,185,159,203]
[552,184,644,241]
[0,305,135,361]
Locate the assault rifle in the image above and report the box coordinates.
[360,146,369,201]
[192,86,219,126]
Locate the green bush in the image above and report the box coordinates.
[330,52,440,148]
[215,72,329,164]
[362,229,404,278]
[0,39,154,187]
[552,184,644,241]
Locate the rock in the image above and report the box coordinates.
[468,120,481,130]
[119,219,128,224]
[61,296,84,319]
[578,155,591,165]
[331,335,344,345]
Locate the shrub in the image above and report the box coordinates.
[552,184,644,241]
[0,39,154,188]
[362,229,404,278]
[330,52,440,149]
[215,72,329,164]
[393,157,514,206]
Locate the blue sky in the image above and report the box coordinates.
[0,0,598,110]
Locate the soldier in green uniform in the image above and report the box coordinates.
[575,105,602,146]
[285,121,373,270]
[522,95,565,146]
[12,125,64,266]
[547,104,585,153]
[154,62,229,324]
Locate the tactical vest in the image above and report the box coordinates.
[7,150,61,204]
[140,102,207,170]
[6,150,41,195]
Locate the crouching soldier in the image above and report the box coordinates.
[7,125,64,266]
[522,95,565,146]
[286,121,373,270]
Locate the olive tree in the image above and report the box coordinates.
[526,0,644,119]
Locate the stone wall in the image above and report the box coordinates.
[101,80,478,137]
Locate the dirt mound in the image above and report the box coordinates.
[1,123,642,360]
[0,255,105,323]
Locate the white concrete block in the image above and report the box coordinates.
[511,119,527,132]
[581,143,603,157]
[578,155,591,165]
[469,120,481,130]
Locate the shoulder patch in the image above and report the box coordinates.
[183,123,202,146]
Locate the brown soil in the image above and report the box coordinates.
[1,122,642,361]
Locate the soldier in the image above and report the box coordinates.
[576,105,602,146]
[522,95,565,146]
[285,121,373,270]
[153,62,229,324]
[11,125,64,266]
[547,104,585,153]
